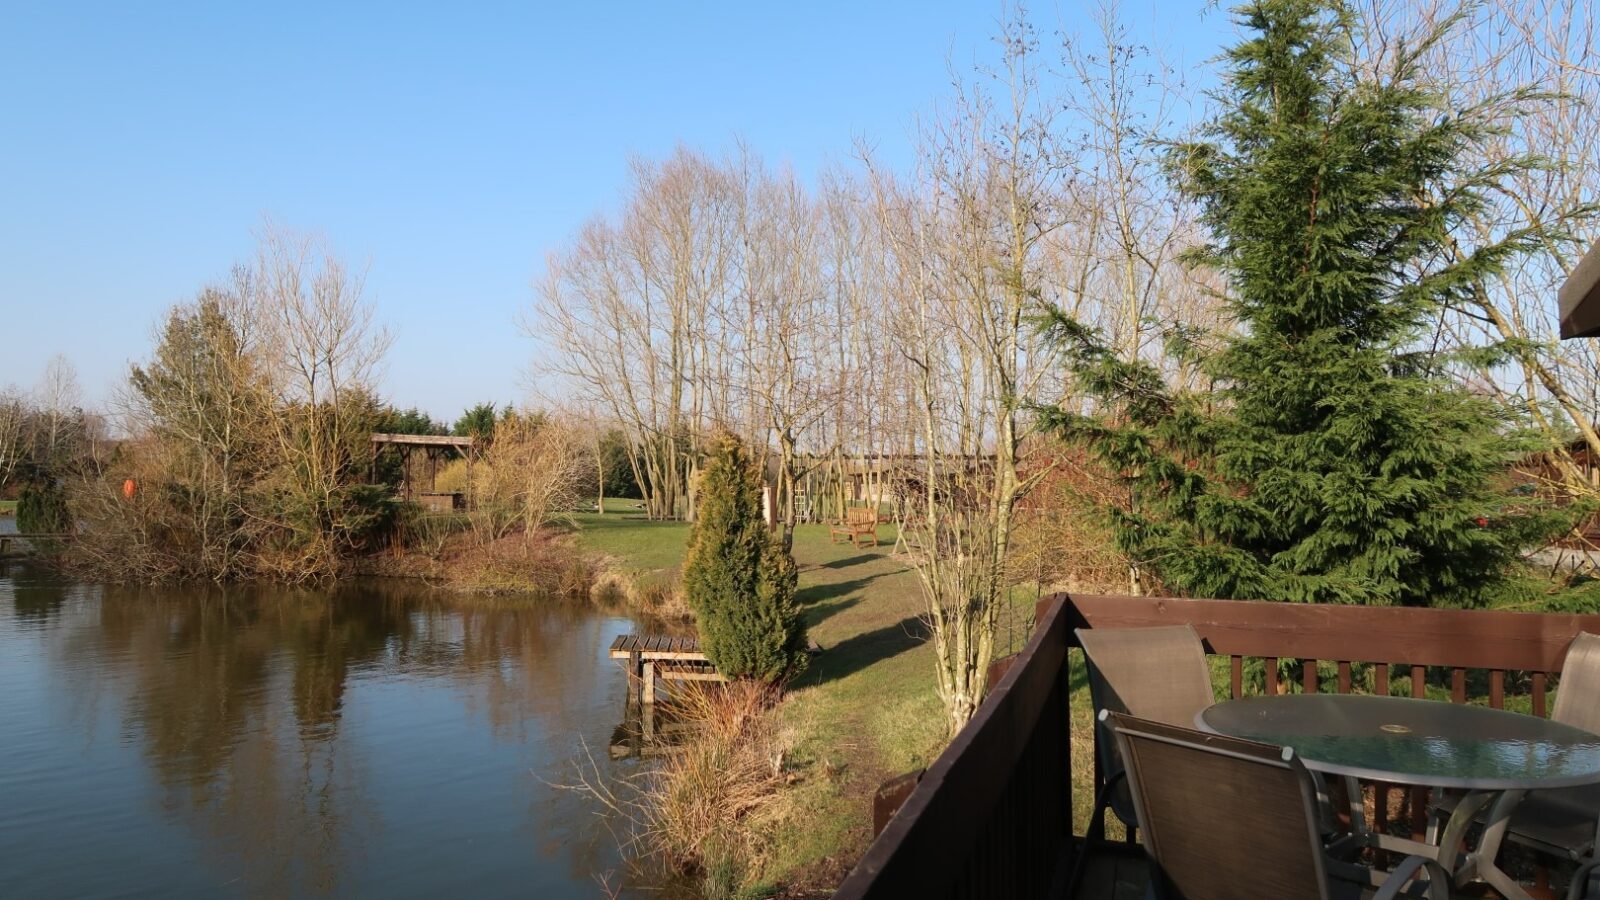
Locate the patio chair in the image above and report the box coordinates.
[1105,711,1450,900]
[1075,625,1217,838]
[1430,632,1600,900]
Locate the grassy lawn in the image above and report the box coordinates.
[568,507,1135,888]
[765,523,949,890]
[570,499,692,592]
[0,499,15,515]
[571,507,950,888]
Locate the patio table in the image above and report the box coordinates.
[1200,693,1600,900]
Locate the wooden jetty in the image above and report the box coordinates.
[0,533,74,556]
[608,633,727,705]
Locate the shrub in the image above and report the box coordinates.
[682,431,807,683]
[17,479,70,535]
[642,683,788,897]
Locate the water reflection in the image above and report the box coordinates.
[0,566,645,899]
[609,703,694,760]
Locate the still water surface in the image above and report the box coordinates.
[0,562,648,899]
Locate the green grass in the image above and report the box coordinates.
[0,499,15,515]
[764,523,951,888]
[570,499,692,589]
[567,511,1184,887]
[571,509,947,889]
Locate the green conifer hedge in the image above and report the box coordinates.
[17,479,71,537]
[682,431,808,682]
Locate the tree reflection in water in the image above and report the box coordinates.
[8,571,640,898]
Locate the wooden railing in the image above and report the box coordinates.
[833,595,1076,899]
[833,593,1600,900]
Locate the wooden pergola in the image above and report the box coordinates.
[369,433,475,506]
[1559,239,1600,339]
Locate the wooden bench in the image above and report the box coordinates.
[829,507,880,548]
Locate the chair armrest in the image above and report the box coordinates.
[1371,854,1450,900]
[1568,859,1600,900]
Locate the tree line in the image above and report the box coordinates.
[5,0,1597,733]
[536,0,1600,730]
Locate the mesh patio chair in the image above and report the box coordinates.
[1075,625,1216,836]
[1432,632,1600,900]
[1106,711,1450,900]
[1069,625,1220,895]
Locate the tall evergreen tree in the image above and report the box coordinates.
[453,402,500,442]
[1040,0,1575,608]
[682,431,807,682]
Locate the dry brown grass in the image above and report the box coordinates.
[430,530,598,596]
[648,682,791,898]
[588,567,694,620]
[574,681,791,899]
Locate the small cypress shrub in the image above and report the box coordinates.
[17,479,71,536]
[682,431,807,682]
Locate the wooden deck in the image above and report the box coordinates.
[608,633,726,704]
[1079,851,1148,900]
[608,633,709,661]
[834,593,1600,899]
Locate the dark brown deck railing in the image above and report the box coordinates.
[833,593,1600,900]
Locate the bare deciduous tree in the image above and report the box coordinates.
[253,225,393,576]
[865,9,1069,733]
[470,412,584,545]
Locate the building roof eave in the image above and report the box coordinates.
[1559,239,1600,339]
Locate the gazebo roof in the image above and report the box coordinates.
[370,433,475,450]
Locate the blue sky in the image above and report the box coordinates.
[0,1,1232,421]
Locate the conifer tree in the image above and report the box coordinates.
[17,478,71,537]
[1040,0,1575,608]
[682,431,807,681]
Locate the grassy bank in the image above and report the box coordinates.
[0,499,15,516]
[571,500,692,595]
[571,506,966,892]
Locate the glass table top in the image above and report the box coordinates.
[1200,694,1600,790]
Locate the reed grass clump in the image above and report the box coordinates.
[577,681,790,899]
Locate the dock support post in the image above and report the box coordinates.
[642,661,656,706]
[627,650,643,704]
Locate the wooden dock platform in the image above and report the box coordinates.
[608,633,727,704]
[0,533,74,556]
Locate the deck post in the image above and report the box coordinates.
[628,650,642,704]
[642,661,656,706]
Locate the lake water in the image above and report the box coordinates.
[0,563,655,899]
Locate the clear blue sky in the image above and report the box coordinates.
[0,1,1230,422]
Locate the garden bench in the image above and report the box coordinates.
[830,507,880,548]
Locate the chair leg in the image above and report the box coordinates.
[1066,772,1127,896]
[1423,787,1445,845]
